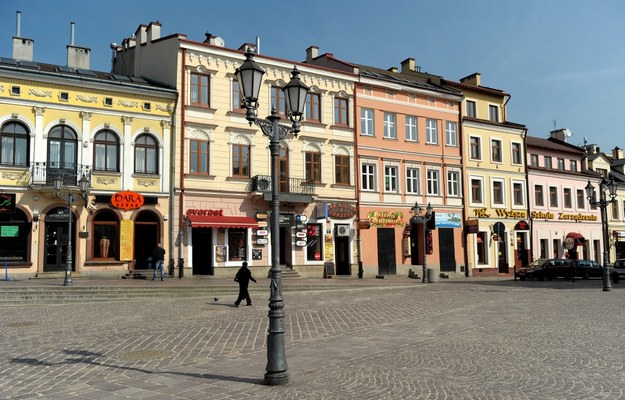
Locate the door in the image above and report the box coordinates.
[514,232,529,270]
[47,125,78,184]
[279,226,292,267]
[335,225,350,275]
[133,211,160,271]
[44,207,75,272]
[192,228,213,275]
[377,228,396,275]
[438,228,456,272]
[498,235,509,273]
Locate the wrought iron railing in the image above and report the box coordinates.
[30,162,92,187]
[251,175,315,195]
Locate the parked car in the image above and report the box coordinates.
[517,258,574,281]
[572,260,603,280]
[611,259,625,283]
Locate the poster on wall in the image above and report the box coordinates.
[119,219,134,261]
[214,245,228,263]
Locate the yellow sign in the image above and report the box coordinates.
[367,211,404,226]
[119,219,134,261]
[530,211,598,222]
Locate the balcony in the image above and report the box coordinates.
[251,175,315,204]
[30,162,92,187]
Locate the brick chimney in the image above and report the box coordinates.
[613,146,623,160]
[306,45,319,62]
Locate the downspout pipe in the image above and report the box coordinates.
[353,81,363,278]
[178,47,187,278]
[168,91,179,277]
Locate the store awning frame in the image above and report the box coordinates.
[187,214,258,229]
[566,232,586,245]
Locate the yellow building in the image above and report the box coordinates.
[445,74,528,277]
[112,23,357,278]
[0,31,176,279]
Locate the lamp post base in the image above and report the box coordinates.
[264,371,289,386]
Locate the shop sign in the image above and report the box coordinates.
[187,208,224,216]
[256,238,268,245]
[296,240,307,247]
[256,229,268,236]
[0,193,16,213]
[436,212,462,228]
[119,219,134,261]
[327,203,357,219]
[296,214,308,223]
[256,212,269,220]
[279,214,294,226]
[530,211,598,222]
[295,231,307,238]
[465,219,479,234]
[473,208,527,219]
[357,220,371,230]
[514,220,529,230]
[367,211,404,227]
[563,237,575,250]
[111,190,145,211]
[257,220,268,228]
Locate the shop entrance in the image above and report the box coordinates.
[377,228,396,275]
[132,211,160,271]
[192,228,213,275]
[335,224,350,275]
[438,228,456,272]
[44,208,75,272]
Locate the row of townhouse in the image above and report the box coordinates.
[2,19,624,281]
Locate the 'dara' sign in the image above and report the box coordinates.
[111,190,145,211]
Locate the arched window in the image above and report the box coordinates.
[94,130,120,172]
[134,134,158,174]
[0,208,30,263]
[48,125,78,185]
[0,121,29,166]
[92,209,119,260]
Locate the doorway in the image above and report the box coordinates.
[44,208,75,272]
[498,235,509,273]
[192,228,213,275]
[377,228,396,275]
[438,228,456,272]
[335,225,350,275]
[132,211,160,271]
[279,226,292,267]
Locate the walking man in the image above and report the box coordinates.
[234,262,256,307]
[152,242,166,281]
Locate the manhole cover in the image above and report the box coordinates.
[7,321,37,328]
[118,349,170,361]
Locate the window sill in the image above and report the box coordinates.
[302,121,327,129]
[186,105,217,113]
[330,124,351,130]
[331,184,354,189]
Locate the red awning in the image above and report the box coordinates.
[187,214,258,229]
[566,232,586,245]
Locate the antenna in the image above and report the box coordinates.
[553,119,557,130]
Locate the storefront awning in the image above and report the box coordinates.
[566,232,586,244]
[187,214,258,229]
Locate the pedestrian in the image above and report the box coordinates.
[152,242,166,281]
[234,262,256,307]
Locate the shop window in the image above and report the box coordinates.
[0,208,29,263]
[92,209,119,259]
[476,232,487,265]
[306,223,323,261]
[228,228,247,261]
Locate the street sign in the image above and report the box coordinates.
[296,240,307,246]
[295,231,307,238]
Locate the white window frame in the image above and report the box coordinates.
[445,121,457,147]
[426,168,440,195]
[383,112,396,139]
[563,187,573,209]
[405,115,417,142]
[361,108,374,136]
[447,170,460,197]
[491,178,505,206]
[470,176,485,205]
[426,119,438,144]
[384,165,398,192]
[361,162,376,191]
[406,167,420,194]
[490,138,503,163]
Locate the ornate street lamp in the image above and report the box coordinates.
[585,177,618,291]
[54,174,91,287]
[411,202,433,283]
[235,50,309,386]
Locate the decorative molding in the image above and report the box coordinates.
[0,85,4,92]
[155,104,171,112]
[137,179,158,187]
[76,94,98,103]
[162,120,171,129]
[122,116,133,125]
[3,171,26,181]
[80,111,92,121]
[32,107,45,116]
[188,128,210,140]
[28,89,52,98]
[96,177,117,185]
[118,100,138,108]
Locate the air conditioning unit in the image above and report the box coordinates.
[336,225,350,237]
[253,176,270,191]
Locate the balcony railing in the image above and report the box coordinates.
[251,175,315,196]
[30,162,92,187]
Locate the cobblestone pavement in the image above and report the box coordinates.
[1,278,624,399]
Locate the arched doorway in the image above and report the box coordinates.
[44,207,75,272]
[133,210,160,271]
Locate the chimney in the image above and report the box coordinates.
[400,58,415,73]
[613,146,623,160]
[146,21,161,42]
[12,11,34,61]
[66,22,90,69]
[306,45,319,62]
[460,73,481,87]
[549,128,572,143]
[387,67,398,73]
[135,24,147,45]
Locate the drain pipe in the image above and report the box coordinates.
[168,91,179,277]
[177,48,187,279]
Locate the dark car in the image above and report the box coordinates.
[517,258,574,281]
[611,259,625,283]
[572,260,603,279]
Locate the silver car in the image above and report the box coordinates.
[611,259,625,283]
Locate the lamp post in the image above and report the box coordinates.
[411,202,433,283]
[585,177,618,291]
[53,174,90,287]
[235,50,309,386]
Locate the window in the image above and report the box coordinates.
[512,143,522,165]
[305,151,321,183]
[405,116,417,141]
[232,144,250,178]
[190,139,209,174]
[0,208,29,263]
[306,224,323,262]
[611,200,619,220]
[596,168,608,177]
[384,166,398,192]
[134,134,158,174]
[445,121,457,146]
[549,186,558,207]
[470,137,481,160]
[471,178,483,203]
[530,154,539,167]
[425,119,438,144]
[540,239,548,259]
[466,100,476,118]
[335,155,350,185]
[334,98,349,126]
[190,72,210,107]
[92,210,119,260]
[557,158,565,170]
[383,112,396,139]
[361,108,374,136]
[427,169,439,195]
[544,156,552,169]
[271,86,286,116]
[142,102,151,111]
[489,105,499,122]
[570,160,578,172]
[361,163,376,191]
[492,180,504,205]
[535,185,544,206]
[476,232,487,264]
[232,80,243,111]
[104,97,113,106]
[406,167,420,194]
[228,228,247,261]
[491,139,502,162]
[513,182,524,206]
[306,93,321,123]
[60,92,69,101]
[94,130,119,172]
[447,171,460,196]
[577,189,585,209]
[553,239,561,259]
[10,86,21,96]
[0,121,29,166]
[563,188,572,208]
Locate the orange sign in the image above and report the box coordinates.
[111,190,145,210]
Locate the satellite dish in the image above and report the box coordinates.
[213,36,225,47]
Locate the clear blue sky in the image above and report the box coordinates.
[2,0,624,154]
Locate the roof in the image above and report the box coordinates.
[443,79,508,96]
[526,135,587,154]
